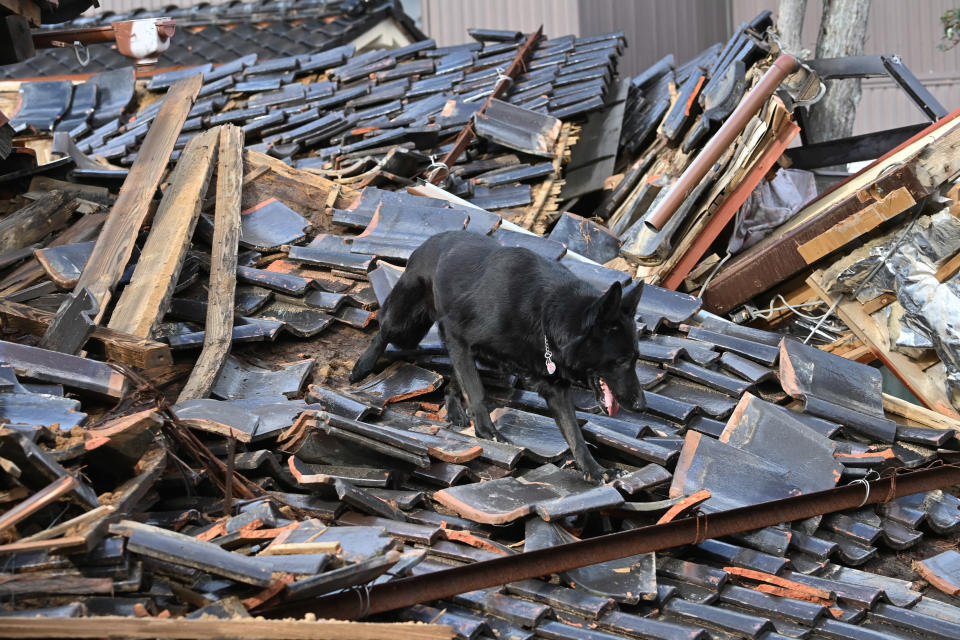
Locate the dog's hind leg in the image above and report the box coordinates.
[541,386,607,483]
[444,334,498,440]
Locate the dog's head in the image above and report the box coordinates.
[568,281,645,416]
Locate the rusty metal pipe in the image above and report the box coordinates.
[426,26,543,186]
[263,463,960,620]
[645,54,800,231]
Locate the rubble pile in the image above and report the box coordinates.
[1,1,960,638]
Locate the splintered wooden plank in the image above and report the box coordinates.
[882,393,960,432]
[0,475,76,535]
[796,186,916,265]
[0,191,78,253]
[0,298,172,369]
[177,125,243,402]
[67,74,203,323]
[108,127,219,338]
[0,212,107,296]
[661,113,799,290]
[704,107,960,314]
[0,618,452,640]
[242,150,359,215]
[806,270,959,419]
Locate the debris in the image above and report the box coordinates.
[0,5,959,639]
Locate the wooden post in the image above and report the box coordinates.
[44,73,203,345]
[108,127,219,338]
[177,125,243,402]
[224,435,236,518]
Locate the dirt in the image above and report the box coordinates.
[52,424,88,450]
[240,321,372,392]
[861,534,960,601]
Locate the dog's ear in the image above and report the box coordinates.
[622,281,643,314]
[586,281,622,329]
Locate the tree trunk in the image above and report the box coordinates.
[805,0,872,144]
[777,0,808,56]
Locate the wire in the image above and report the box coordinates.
[748,294,826,322]
[697,253,731,298]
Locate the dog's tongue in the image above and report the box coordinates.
[600,379,619,417]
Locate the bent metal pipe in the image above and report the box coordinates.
[645,53,800,231]
[262,463,960,620]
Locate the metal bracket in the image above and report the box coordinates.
[789,54,948,168]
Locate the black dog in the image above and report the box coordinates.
[350,230,645,481]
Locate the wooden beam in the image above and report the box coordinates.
[108,127,219,338]
[883,392,960,431]
[796,186,916,265]
[0,298,172,369]
[0,475,76,535]
[177,125,243,402]
[59,74,203,327]
[704,107,960,313]
[17,505,115,543]
[806,270,959,419]
[242,150,359,216]
[0,618,451,640]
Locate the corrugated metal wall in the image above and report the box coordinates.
[575,0,731,77]
[420,0,581,48]
[420,0,731,78]
[731,0,960,135]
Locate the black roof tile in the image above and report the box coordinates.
[1,0,424,79]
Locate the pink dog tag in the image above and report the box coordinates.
[544,335,556,375]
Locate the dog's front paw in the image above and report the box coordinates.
[581,463,609,484]
[475,427,503,442]
[601,467,626,483]
[472,414,501,442]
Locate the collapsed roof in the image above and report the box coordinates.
[1,2,960,639]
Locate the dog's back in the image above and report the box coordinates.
[351,230,586,380]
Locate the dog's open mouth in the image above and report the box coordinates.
[598,378,620,417]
